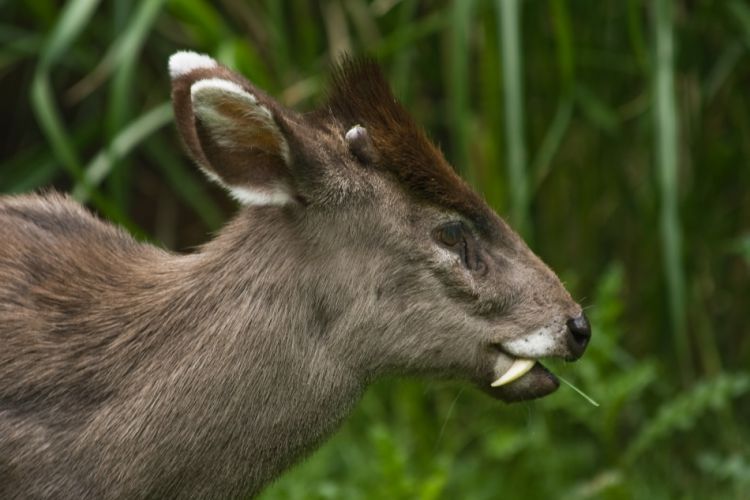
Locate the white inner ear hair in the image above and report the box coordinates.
[227,185,294,206]
[190,78,290,163]
[191,78,261,109]
[190,78,293,207]
[168,51,217,79]
[191,78,290,162]
[203,167,292,206]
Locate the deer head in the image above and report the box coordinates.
[168,51,590,403]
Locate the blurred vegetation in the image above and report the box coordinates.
[1,0,749,498]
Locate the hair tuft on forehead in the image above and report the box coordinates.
[324,57,496,236]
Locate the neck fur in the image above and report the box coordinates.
[85,208,364,497]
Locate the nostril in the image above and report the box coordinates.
[566,313,591,357]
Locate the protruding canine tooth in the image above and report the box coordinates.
[491,358,536,387]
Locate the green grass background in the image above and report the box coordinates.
[1,0,749,498]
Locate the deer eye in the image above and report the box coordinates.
[434,222,486,273]
[434,222,470,267]
[435,222,465,248]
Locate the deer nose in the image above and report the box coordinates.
[565,313,591,359]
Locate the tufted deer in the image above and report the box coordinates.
[0,52,590,498]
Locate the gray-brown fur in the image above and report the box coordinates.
[0,53,589,498]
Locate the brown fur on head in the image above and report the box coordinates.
[324,58,497,236]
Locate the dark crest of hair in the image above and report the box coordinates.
[324,57,495,236]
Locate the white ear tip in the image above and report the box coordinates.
[169,51,217,79]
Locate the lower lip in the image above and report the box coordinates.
[533,363,559,385]
[486,362,560,402]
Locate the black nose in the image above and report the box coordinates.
[566,313,591,359]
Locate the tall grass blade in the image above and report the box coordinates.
[66,0,165,102]
[447,0,474,184]
[31,0,99,183]
[496,0,530,237]
[36,0,100,68]
[530,0,574,190]
[29,0,139,232]
[106,0,167,207]
[532,97,573,190]
[627,0,650,73]
[72,102,173,201]
[550,0,574,93]
[390,0,419,100]
[166,0,224,47]
[653,0,691,379]
[373,10,447,58]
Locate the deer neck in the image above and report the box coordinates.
[100,208,365,495]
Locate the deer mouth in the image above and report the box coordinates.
[481,347,560,402]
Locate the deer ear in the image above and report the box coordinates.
[169,51,295,206]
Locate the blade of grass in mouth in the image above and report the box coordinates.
[557,374,600,407]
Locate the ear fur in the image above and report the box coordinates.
[169,51,218,79]
[169,52,295,206]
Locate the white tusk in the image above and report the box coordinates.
[490,358,536,387]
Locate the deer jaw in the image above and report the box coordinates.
[261,180,585,405]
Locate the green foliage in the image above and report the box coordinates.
[625,372,750,464]
[1,1,747,498]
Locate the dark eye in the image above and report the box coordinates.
[436,222,465,248]
[434,222,486,274]
[435,222,469,265]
